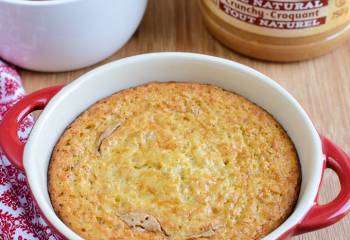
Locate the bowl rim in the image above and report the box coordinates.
[23,52,323,240]
[0,0,82,7]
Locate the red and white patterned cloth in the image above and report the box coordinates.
[0,60,59,240]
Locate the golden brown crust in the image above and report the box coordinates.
[48,83,301,240]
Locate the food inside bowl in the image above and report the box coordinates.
[48,82,301,240]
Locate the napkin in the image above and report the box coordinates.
[0,60,59,240]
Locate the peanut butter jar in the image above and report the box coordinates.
[199,0,350,61]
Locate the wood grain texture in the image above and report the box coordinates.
[19,0,350,239]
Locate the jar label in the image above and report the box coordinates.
[208,0,350,37]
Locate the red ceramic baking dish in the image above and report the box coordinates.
[0,53,349,239]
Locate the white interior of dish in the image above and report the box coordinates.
[24,53,323,240]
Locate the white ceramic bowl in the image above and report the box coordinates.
[1,53,350,239]
[0,0,147,72]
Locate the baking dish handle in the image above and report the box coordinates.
[296,135,350,234]
[0,86,63,170]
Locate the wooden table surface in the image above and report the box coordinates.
[19,0,350,239]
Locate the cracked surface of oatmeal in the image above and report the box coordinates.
[48,83,301,240]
